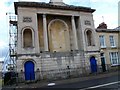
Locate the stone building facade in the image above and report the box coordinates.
[14,0,101,81]
[0,61,3,78]
[96,23,119,72]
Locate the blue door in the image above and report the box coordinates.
[90,56,97,73]
[24,61,35,80]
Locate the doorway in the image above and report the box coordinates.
[101,53,106,72]
[90,56,97,73]
[24,61,35,80]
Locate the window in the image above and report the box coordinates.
[86,30,94,46]
[109,52,119,65]
[99,35,106,48]
[109,35,116,47]
[23,29,33,48]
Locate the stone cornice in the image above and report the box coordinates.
[14,2,95,15]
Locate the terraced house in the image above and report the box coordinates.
[12,0,119,82]
[96,22,119,72]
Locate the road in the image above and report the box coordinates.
[2,73,120,90]
[43,74,120,89]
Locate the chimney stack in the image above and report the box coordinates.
[50,0,63,2]
[97,22,107,29]
[49,0,65,6]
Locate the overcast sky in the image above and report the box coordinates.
[0,0,119,61]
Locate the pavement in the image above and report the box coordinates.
[2,71,119,89]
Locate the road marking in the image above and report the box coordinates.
[81,81,120,90]
[48,83,56,86]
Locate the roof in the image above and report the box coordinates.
[96,29,119,33]
[0,61,4,63]
[114,26,120,31]
[14,2,95,15]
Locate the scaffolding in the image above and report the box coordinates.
[3,13,18,72]
[9,12,17,71]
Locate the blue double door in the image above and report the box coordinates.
[24,61,35,80]
[90,56,97,73]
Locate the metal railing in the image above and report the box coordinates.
[16,64,119,83]
[2,64,119,86]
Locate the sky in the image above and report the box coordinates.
[0,0,119,62]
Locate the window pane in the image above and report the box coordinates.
[109,36,115,46]
[99,35,105,47]
[110,52,118,65]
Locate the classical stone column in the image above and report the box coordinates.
[43,14,48,51]
[71,16,78,50]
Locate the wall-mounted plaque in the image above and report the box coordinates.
[84,20,91,25]
[23,17,32,22]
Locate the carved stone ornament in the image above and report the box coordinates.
[23,17,32,22]
[84,20,91,25]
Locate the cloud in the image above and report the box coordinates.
[0,58,4,61]
[5,0,14,6]
[93,13,117,28]
[64,0,91,7]
[91,0,118,28]
[0,41,8,59]
[91,0,119,3]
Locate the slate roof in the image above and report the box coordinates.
[96,29,119,33]
[114,26,120,31]
[14,2,95,15]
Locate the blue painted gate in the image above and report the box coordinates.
[24,61,35,80]
[90,56,97,73]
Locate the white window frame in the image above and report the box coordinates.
[109,52,119,66]
[109,35,116,47]
[99,35,106,48]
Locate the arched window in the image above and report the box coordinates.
[86,30,94,46]
[23,29,33,48]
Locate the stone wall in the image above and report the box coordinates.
[17,50,86,82]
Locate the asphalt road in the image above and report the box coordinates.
[2,73,120,90]
[44,74,120,89]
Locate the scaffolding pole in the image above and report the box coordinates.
[8,12,17,72]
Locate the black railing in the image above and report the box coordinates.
[3,64,119,85]
[17,64,119,83]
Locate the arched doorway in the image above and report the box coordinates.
[24,61,35,80]
[90,56,97,73]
